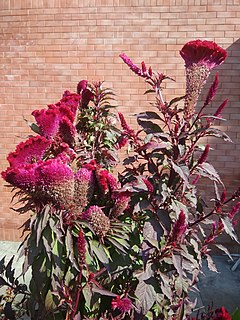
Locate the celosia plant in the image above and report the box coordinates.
[0,40,239,320]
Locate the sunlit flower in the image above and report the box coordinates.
[170,210,187,243]
[36,158,74,209]
[32,108,61,139]
[6,136,51,167]
[119,53,152,79]
[95,168,118,194]
[180,40,227,119]
[77,80,88,94]
[111,194,129,218]
[82,205,110,238]
[214,307,231,320]
[111,295,132,313]
[74,168,95,212]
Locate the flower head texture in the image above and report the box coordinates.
[111,295,132,313]
[180,40,227,119]
[119,53,152,79]
[77,80,88,94]
[7,136,51,168]
[170,210,187,243]
[32,108,61,139]
[111,194,129,218]
[82,205,110,238]
[74,167,95,212]
[36,158,75,209]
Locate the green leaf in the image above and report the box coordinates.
[232,308,240,320]
[45,290,57,311]
[135,280,156,315]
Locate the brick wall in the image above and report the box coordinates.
[0,0,239,241]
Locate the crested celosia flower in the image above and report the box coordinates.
[82,206,110,238]
[77,80,88,94]
[2,162,38,194]
[58,116,76,145]
[7,136,51,167]
[180,40,227,119]
[36,158,75,209]
[111,194,130,218]
[111,295,132,313]
[60,90,80,116]
[32,108,61,139]
[74,168,95,212]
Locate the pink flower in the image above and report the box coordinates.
[60,90,80,115]
[119,53,152,79]
[74,168,95,211]
[214,99,228,117]
[180,40,227,70]
[82,206,110,238]
[204,73,219,107]
[6,136,51,168]
[179,40,227,119]
[111,295,132,313]
[81,88,94,108]
[77,228,86,265]
[95,168,118,194]
[214,307,231,320]
[77,80,88,94]
[32,108,61,139]
[111,194,130,218]
[58,116,76,145]
[142,178,154,193]
[170,210,187,243]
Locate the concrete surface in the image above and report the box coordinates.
[0,241,240,315]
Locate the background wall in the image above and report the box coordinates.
[0,0,239,242]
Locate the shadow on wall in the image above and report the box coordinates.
[197,39,240,252]
[198,39,240,200]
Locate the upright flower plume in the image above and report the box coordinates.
[180,40,227,119]
[119,53,152,79]
[74,167,95,213]
[82,206,110,238]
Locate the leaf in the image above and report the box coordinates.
[137,119,163,134]
[221,217,239,243]
[206,254,218,272]
[232,308,240,320]
[205,128,232,142]
[5,256,15,284]
[171,161,189,183]
[107,237,127,254]
[92,285,117,297]
[169,95,185,107]
[172,254,183,277]
[135,279,156,315]
[66,229,79,271]
[90,240,109,265]
[0,276,8,287]
[214,244,233,260]
[197,162,222,184]
[45,290,56,311]
[136,111,161,120]
[0,256,5,274]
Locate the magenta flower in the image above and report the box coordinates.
[32,108,61,139]
[214,99,228,117]
[74,168,95,212]
[111,295,132,313]
[95,168,118,194]
[119,53,152,79]
[7,136,51,168]
[36,158,74,209]
[179,40,227,119]
[111,194,129,218]
[2,163,39,194]
[60,90,80,116]
[214,307,231,320]
[170,210,187,243]
[198,144,210,164]
[58,116,76,145]
[180,40,227,70]
[77,228,86,265]
[82,205,110,238]
[77,80,88,94]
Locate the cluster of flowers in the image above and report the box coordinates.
[1,83,130,237]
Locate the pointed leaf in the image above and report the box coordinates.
[135,280,156,315]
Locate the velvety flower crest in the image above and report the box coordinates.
[111,194,130,218]
[7,136,51,168]
[180,40,227,70]
[213,307,231,320]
